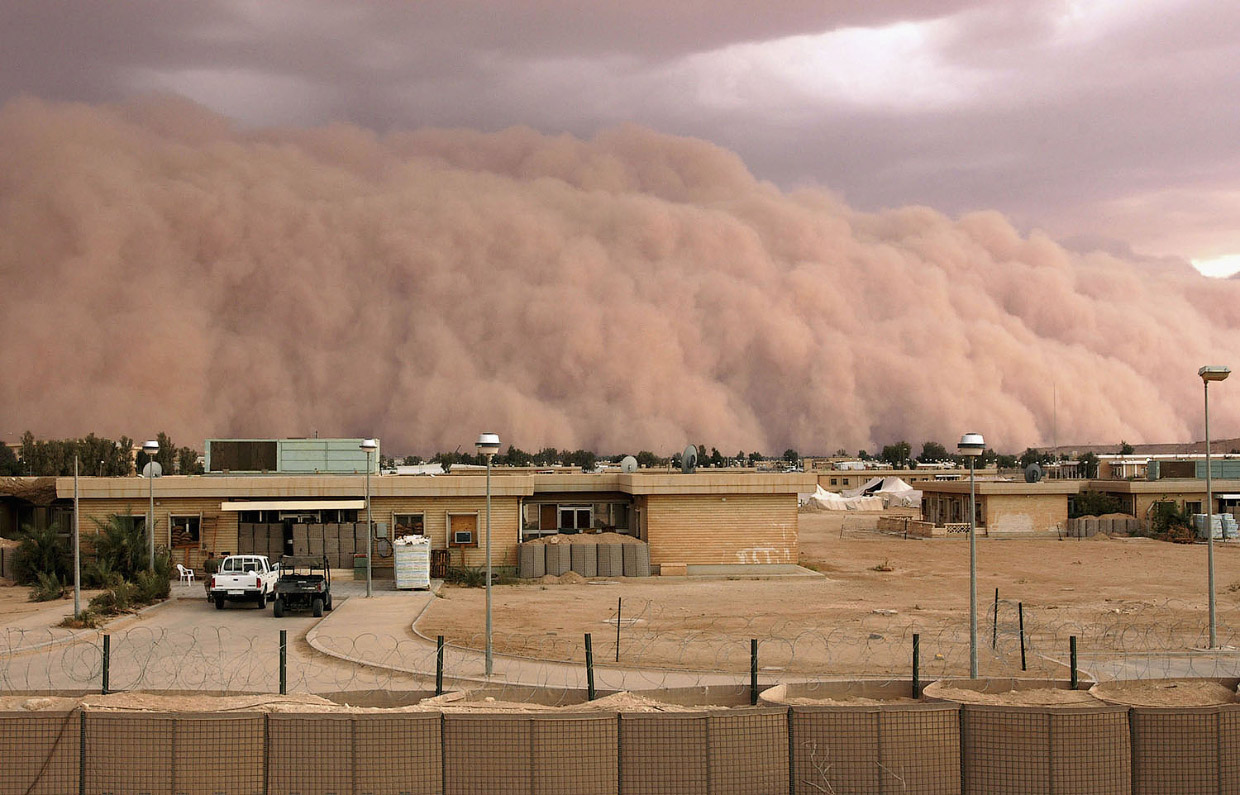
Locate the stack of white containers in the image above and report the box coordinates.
[393,535,432,589]
[1195,514,1240,540]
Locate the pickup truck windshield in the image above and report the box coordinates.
[220,558,262,573]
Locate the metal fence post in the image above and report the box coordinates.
[79,709,86,795]
[616,597,622,663]
[992,588,999,649]
[101,634,110,695]
[750,639,759,706]
[912,633,921,698]
[1070,636,1078,689]
[1018,602,1027,672]
[279,630,287,695]
[262,713,270,795]
[436,635,445,696]
[585,633,595,701]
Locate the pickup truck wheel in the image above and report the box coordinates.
[273,597,284,618]
[257,591,266,609]
[312,597,324,618]
[214,594,226,610]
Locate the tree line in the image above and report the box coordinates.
[4,431,203,477]
[386,446,802,472]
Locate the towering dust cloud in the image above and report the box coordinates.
[2,96,1237,454]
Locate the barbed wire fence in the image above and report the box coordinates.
[5,597,1240,700]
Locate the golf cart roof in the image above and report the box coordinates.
[279,555,329,568]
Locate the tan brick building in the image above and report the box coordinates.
[52,470,815,574]
[920,478,1240,536]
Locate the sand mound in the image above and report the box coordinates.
[538,571,588,585]
[79,692,341,712]
[0,696,80,711]
[930,687,1102,706]
[780,695,917,705]
[526,532,640,545]
[1091,680,1236,707]
[582,692,716,712]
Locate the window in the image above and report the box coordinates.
[830,478,838,486]
[448,513,478,547]
[394,513,425,537]
[170,515,201,547]
[558,506,592,533]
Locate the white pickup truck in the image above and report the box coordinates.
[208,555,279,610]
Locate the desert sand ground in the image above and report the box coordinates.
[418,510,1240,679]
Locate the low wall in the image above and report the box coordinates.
[1067,516,1143,536]
[5,680,1240,795]
[877,516,939,536]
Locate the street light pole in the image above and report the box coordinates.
[958,432,985,679]
[360,439,378,598]
[1200,366,1230,648]
[142,440,160,572]
[476,432,501,677]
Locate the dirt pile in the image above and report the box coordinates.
[526,533,641,545]
[538,571,587,585]
[1091,680,1236,707]
[929,687,1102,706]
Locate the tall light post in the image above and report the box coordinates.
[142,439,160,572]
[1200,366,1230,648]
[360,438,378,598]
[476,432,501,677]
[958,432,985,678]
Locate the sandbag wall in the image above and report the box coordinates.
[9,699,1240,794]
[289,523,360,568]
[235,522,286,558]
[518,541,651,579]
[1066,516,1143,536]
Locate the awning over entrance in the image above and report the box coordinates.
[220,500,366,512]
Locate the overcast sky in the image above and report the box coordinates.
[3,0,1238,276]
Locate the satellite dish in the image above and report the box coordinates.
[1024,463,1043,483]
[142,461,163,478]
[682,445,698,474]
[620,455,638,473]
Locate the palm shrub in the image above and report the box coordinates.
[134,549,172,603]
[13,523,69,585]
[90,515,149,580]
[29,571,65,602]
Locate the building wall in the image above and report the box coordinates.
[644,494,797,565]
[370,496,520,568]
[984,494,1068,536]
[72,496,240,571]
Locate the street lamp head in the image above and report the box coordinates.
[1199,365,1231,383]
[142,440,159,455]
[359,438,379,453]
[958,432,986,458]
[476,432,501,457]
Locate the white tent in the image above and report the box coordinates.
[799,486,885,512]
[843,476,922,508]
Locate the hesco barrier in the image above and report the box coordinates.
[4,688,1240,794]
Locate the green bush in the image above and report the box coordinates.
[90,515,149,580]
[1070,491,1123,519]
[59,610,104,629]
[135,568,170,604]
[446,565,489,588]
[89,581,138,615]
[28,571,65,602]
[13,523,69,585]
[83,557,124,589]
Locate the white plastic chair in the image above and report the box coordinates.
[176,563,195,585]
